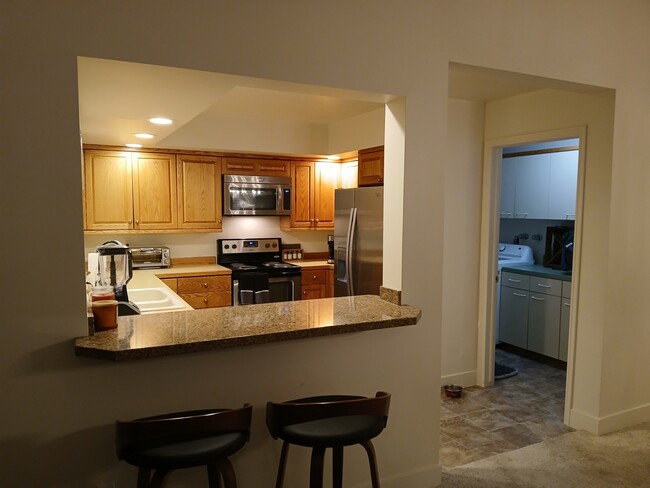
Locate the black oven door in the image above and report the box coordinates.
[232,276,301,305]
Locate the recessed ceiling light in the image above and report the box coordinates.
[148,117,173,125]
[134,133,155,139]
[126,143,142,148]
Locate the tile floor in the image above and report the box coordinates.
[440,348,575,468]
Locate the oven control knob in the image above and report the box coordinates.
[224,244,230,249]
[272,243,277,248]
[265,243,270,248]
[232,244,237,249]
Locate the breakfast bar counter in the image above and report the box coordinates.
[75,295,421,361]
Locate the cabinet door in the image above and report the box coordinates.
[499,287,529,348]
[500,157,517,218]
[527,292,561,358]
[290,162,314,229]
[548,150,579,220]
[559,298,571,361]
[84,150,134,230]
[132,152,177,229]
[222,157,290,177]
[177,154,222,230]
[358,147,384,187]
[302,284,325,300]
[513,153,551,219]
[314,162,340,229]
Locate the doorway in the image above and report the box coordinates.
[477,127,586,427]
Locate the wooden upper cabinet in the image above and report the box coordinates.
[83,149,177,231]
[358,146,384,187]
[285,161,340,230]
[131,152,177,229]
[222,157,290,177]
[84,150,133,230]
[176,154,223,230]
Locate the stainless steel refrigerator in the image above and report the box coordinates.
[334,187,383,297]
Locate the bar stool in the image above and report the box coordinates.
[266,392,391,488]
[116,405,252,488]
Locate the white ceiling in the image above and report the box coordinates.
[77,57,389,151]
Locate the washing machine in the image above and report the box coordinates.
[496,243,534,344]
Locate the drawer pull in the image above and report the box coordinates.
[508,278,521,283]
[203,298,208,304]
[203,283,208,288]
[563,302,571,307]
[531,296,545,301]
[513,293,527,297]
[536,283,552,288]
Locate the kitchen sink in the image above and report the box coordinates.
[128,287,189,313]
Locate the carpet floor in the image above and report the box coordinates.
[442,421,650,487]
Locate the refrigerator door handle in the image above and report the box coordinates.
[347,207,358,296]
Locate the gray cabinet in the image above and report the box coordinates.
[500,150,578,220]
[499,270,570,361]
[499,286,529,349]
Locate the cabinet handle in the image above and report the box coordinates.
[315,219,320,222]
[515,213,528,218]
[513,293,527,297]
[203,298,208,304]
[500,212,512,217]
[203,282,208,288]
[531,296,545,301]
[563,302,571,307]
[566,214,576,219]
[508,278,521,283]
[128,219,132,224]
[135,219,140,225]
[312,275,317,280]
[377,178,382,182]
[218,219,222,224]
[536,283,552,288]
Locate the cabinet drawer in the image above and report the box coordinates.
[501,272,529,291]
[159,278,178,293]
[177,275,231,293]
[530,276,562,296]
[302,269,327,285]
[562,281,572,299]
[179,291,231,309]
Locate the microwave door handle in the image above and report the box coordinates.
[346,207,357,296]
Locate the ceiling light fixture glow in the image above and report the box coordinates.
[148,117,173,125]
[126,143,142,148]
[135,133,155,139]
[327,155,341,161]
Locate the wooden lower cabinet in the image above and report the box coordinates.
[176,275,231,309]
[301,267,334,300]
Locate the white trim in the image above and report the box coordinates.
[570,403,650,435]
[441,370,477,388]
[352,464,441,488]
[477,126,587,425]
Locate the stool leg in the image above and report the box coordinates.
[361,441,380,488]
[216,458,237,488]
[150,469,172,488]
[309,447,325,488]
[207,462,223,488]
[275,441,290,488]
[332,446,344,488]
[137,468,151,488]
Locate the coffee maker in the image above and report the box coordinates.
[96,240,140,316]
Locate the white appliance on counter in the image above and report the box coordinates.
[496,243,534,344]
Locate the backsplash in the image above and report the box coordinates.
[84,217,329,259]
[499,218,574,265]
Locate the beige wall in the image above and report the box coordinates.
[441,99,485,384]
[3,1,650,486]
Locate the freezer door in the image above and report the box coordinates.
[352,187,383,296]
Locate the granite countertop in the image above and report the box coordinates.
[75,295,421,361]
[501,263,572,281]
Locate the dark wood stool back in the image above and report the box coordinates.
[266,392,390,488]
[116,405,252,488]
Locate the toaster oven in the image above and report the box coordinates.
[131,247,171,269]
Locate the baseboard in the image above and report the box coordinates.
[570,403,650,435]
[352,464,441,488]
[441,370,477,388]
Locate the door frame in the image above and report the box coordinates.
[476,126,587,426]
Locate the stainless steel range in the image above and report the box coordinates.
[217,238,301,306]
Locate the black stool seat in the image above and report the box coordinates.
[267,392,391,488]
[116,406,251,488]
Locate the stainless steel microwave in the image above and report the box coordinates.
[223,175,291,216]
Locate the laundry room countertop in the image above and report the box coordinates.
[501,263,572,281]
